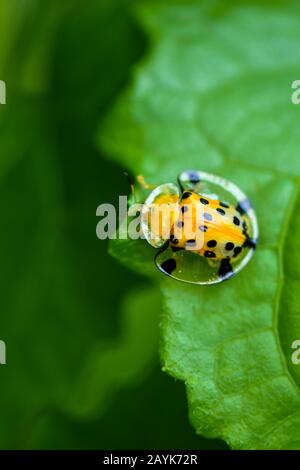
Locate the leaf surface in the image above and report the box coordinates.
[100,0,300,449]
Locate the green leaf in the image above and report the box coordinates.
[100,0,300,449]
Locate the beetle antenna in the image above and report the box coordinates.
[137,174,156,190]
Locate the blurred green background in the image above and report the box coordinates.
[0,0,228,449]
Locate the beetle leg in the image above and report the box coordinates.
[137,174,157,190]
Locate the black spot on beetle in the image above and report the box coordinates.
[182,191,192,199]
[176,221,184,228]
[186,239,197,247]
[220,201,229,208]
[207,240,217,248]
[200,197,209,205]
[160,258,177,275]
[233,246,242,257]
[204,250,216,258]
[199,225,208,232]
[216,208,226,216]
[181,206,188,213]
[233,216,240,226]
[225,242,234,251]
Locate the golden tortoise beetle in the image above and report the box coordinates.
[140,170,259,285]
